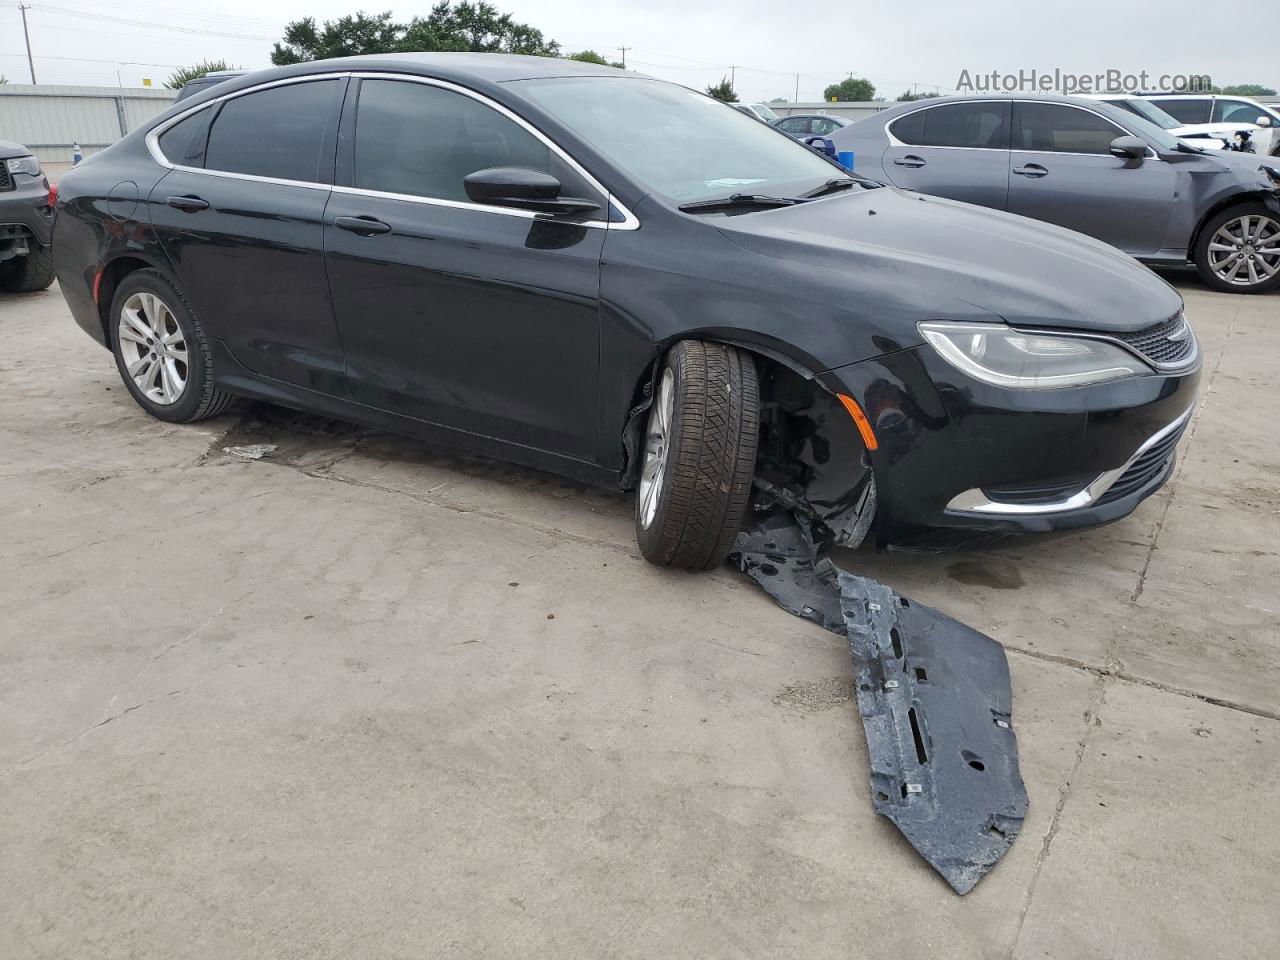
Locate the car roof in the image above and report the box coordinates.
[865,93,1137,124]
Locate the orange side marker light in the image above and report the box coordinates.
[837,393,879,451]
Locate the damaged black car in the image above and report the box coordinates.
[52,54,1200,567]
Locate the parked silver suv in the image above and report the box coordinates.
[832,94,1280,293]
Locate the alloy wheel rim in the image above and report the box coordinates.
[1207,214,1280,287]
[118,292,188,405]
[637,367,675,530]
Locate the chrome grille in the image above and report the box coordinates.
[1114,312,1195,367]
[1096,418,1188,505]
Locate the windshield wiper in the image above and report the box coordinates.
[801,177,883,198]
[678,193,807,212]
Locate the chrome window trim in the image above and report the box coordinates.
[145,70,640,231]
[946,404,1195,516]
[884,99,1160,160]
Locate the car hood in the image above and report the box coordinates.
[0,139,33,160]
[713,187,1183,334]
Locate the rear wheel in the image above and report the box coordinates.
[0,242,55,293]
[109,269,235,422]
[635,340,759,570]
[1193,204,1280,293]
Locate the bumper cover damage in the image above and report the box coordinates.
[732,513,1029,894]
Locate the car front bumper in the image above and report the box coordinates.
[826,343,1201,548]
[0,171,54,253]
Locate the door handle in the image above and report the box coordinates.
[166,195,209,212]
[1013,164,1049,178]
[894,155,926,168]
[334,216,392,236]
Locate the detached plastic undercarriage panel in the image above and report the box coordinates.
[732,513,1029,894]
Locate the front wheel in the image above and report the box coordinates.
[1193,204,1280,293]
[635,341,759,571]
[0,242,55,293]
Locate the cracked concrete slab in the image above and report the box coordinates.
[2,277,1278,958]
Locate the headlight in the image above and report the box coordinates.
[5,155,41,178]
[1262,164,1280,187]
[918,321,1149,389]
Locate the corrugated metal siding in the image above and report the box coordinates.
[0,85,176,167]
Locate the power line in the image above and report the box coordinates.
[31,4,276,41]
[0,50,181,68]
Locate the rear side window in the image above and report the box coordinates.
[157,108,212,165]
[890,102,1007,148]
[204,80,341,183]
[778,117,811,135]
[352,79,558,202]
[1153,98,1211,124]
[1012,103,1125,154]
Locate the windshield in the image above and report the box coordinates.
[515,77,842,205]
[752,103,780,122]
[1110,98,1183,131]
[1097,104,1183,152]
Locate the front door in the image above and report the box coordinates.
[147,77,348,393]
[324,77,607,462]
[1006,101,1176,258]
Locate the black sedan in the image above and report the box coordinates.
[52,55,1199,568]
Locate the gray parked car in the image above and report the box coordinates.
[0,138,55,293]
[831,94,1280,293]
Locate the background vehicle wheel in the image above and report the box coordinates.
[109,269,235,423]
[0,243,55,293]
[635,340,759,570]
[1193,204,1280,294]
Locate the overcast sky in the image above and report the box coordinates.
[1,0,1273,101]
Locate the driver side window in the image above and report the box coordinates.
[1013,103,1126,155]
[1213,100,1264,124]
[353,79,585,203]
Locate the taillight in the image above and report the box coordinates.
[47,183,58,209]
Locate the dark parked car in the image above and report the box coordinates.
[174,70,246,102]
[773,113,850,139]
[831,94,1280,293]
[0,138,55,292]
[53,56,1200,567]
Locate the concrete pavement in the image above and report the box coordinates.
[1,275,1276,959]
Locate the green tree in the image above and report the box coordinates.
[823,77,875,102]
[165,59,240,90]
[896,90,941,102]
[271,12,402,64]
[705,77,738,103]
[568,50,624,68]
[1219,84,1277,97]
[270,4,558,65]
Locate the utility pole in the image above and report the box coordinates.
[794,73,800,103]
[617,46,630,69]
[19,3,36,84]
[730,65,736,86]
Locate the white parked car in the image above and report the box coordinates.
[1138,93,1278,156]
[1085,95,1264,153]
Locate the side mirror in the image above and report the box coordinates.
[803,135,836,158]
[1109,135,1148,161]
[463,166,600,216]
[1256,115,1272,127]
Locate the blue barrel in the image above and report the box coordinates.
[837,150,855,172]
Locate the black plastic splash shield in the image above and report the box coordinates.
[732,513,1029,894]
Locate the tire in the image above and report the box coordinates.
[635,340,760,570]
[109,268,235,423]
[0,242,55,293]
[1193,203,1280,294]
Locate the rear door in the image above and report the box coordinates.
[323,77,607,461]
[881,100,1011,209]
[147,77,348,393]
[1006,101,1176,257]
